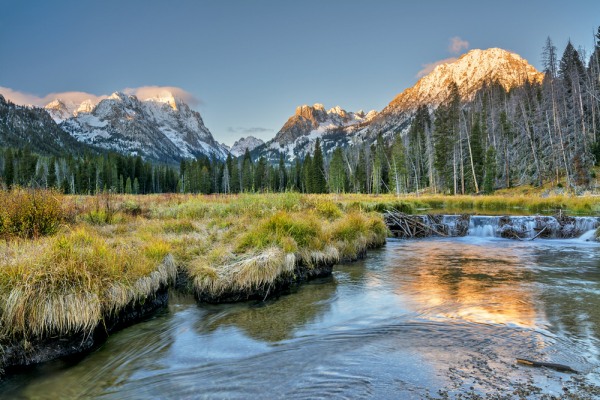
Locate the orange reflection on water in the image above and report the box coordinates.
[386,241,540,328]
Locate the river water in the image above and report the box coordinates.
[2,236,600,399]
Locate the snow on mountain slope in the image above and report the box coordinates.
[363,48,544,138]
[57,91,227,163]
[273,103,377,146]
[230,136,265,156]
[253,103,376,162]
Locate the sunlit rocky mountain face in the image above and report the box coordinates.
[0,48,543,164]
[252,47,544,162]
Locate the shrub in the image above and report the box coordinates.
[0,188,64,239]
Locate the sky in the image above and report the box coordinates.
[1,0,599,146]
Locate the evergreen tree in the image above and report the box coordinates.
[200,166,211,194]
[328,147,346,193]
[278,154,287,192]
[302,154,312,193]
[241,149,253,192]
[47,157,57,189]
[254,157,267,192]
[311,138,327,193]
[125,177,132,194]
[469,114,485,192]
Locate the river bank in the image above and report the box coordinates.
[0,191,387,373]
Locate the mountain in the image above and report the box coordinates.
[253,103,377,162]
[230,136,264,157]
[0,94,86,155]
[253,48,543,163]
[49,92,227,164]
[360,48,544,138]
[45,99,97,123]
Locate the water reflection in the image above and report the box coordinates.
[532,245,600,343]
[385,238,539,328]
[198,276,337,342]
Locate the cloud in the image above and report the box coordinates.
[123,86,203,106]
[415,36,470,78]
[416,57,457,78]
[0,85,201,108]
[0,86,106,107]
[449,36,469,54]
[227,126,272,134]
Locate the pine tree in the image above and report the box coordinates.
[200,166,211,194]
[328,147,346,193]
[278,154,287,192]
[221,162,230,194]
[312,138,327,193]
[47,157,57,188]
[230,157,241,193]
[542,36,558,78]
[302,154,312,193]
[241,149,253,192]
[254,157,267,192]
[468,114,485,193]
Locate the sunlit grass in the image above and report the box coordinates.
[0,191,390,343]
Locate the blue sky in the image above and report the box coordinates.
[1,0,599,145]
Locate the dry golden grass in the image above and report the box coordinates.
[0,225,176,339]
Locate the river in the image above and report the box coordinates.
[2,235,600,399]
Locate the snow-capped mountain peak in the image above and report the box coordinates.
[57,92,227,163]
[44,97,100,122]
[230,136,265,157]
[388,47,544,111]
[143,92,180,111]
[362,47,545,138]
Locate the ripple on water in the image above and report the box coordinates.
[2,237,600,399]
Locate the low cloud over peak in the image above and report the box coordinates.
[416,57,458,78]
[449,36,470,54]
[416,36,470,78]
[0,86,202,108]
[123,86,202,106]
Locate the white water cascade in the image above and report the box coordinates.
[441,215,599,239]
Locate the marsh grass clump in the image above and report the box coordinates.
[329,212,388,260]
[315,200,343,219]
[192,247,296,299]
[236,211,322,254]
[162,220,197,234]
[0,227,175,339]
[0,188,66,239]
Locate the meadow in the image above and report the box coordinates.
[0,188,598,370]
